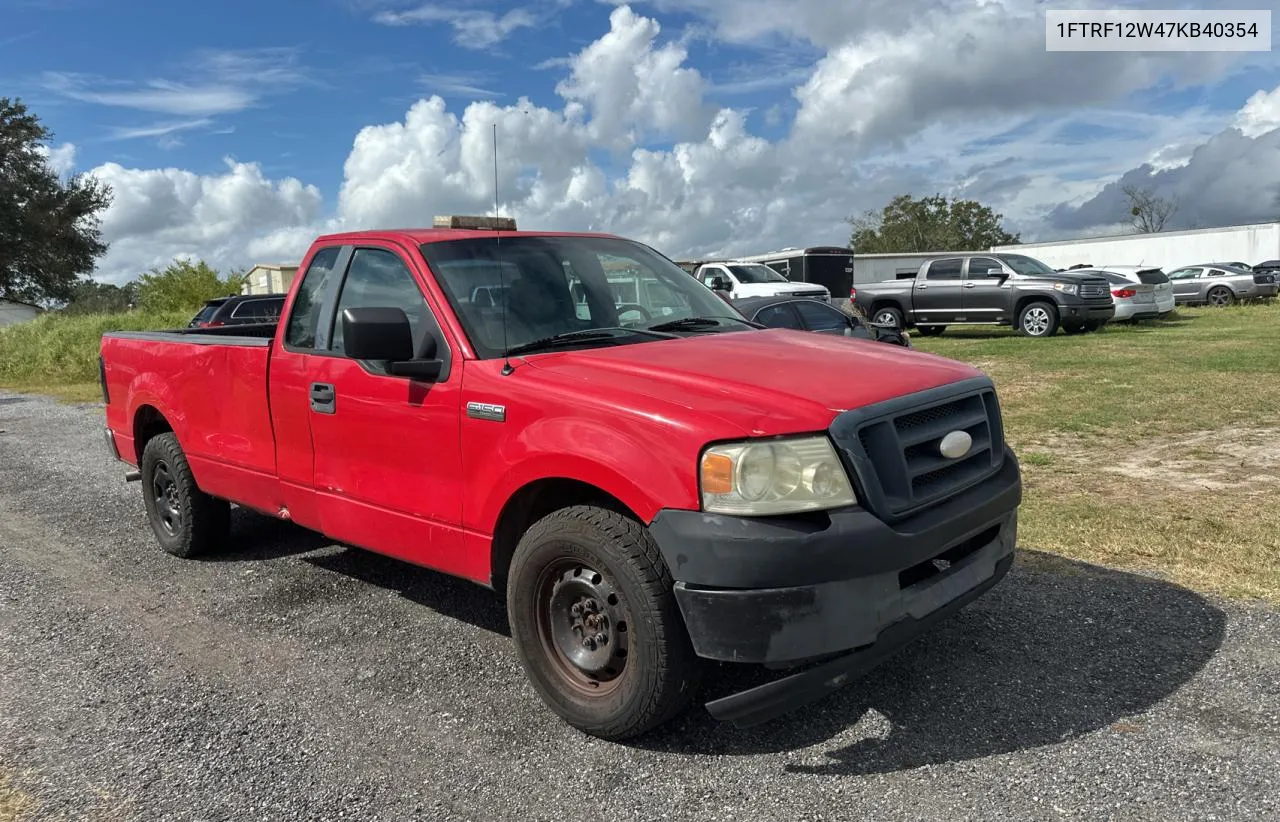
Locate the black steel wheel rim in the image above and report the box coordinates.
[533,556,632,696]
[151,462,181,536]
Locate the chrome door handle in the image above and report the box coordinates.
[963,282,976,288]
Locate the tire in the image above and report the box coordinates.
[871,305,905,328]
[1206,286,1234,307]
[915,325,946,336]
[506,505,701,740]
[1017,301,1059,337]
[140,432,230,558]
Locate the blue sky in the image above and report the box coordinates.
[3,0,1279,282]
[4,0,807,190]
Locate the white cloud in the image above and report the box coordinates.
[419,72,504,98]
[78,3,1280,287]
[37,142,78,176]
[1235,86,1280,138]
[42,73,254,117]
[85,159,323,284]
[40,48,310,117]
[372,4,538,48]
[555,5,712,148]
[105,119,214,142]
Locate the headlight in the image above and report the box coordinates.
[1053,282,1078,295]
[699,436,857,516]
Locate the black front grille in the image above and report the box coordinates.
[831,380,1005,521]
[1078,280,1109,299]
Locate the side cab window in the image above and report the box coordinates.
[328,246,451,376]
[925,258,963,280]
[284,246,342,349]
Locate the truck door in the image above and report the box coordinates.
[961,256,1012,323]
[910,257,963,324]
[268,244,345,532]
[304,243,470,579]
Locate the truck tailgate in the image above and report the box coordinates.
[101,331,276,478]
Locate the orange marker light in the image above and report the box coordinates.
[701,453,734,495]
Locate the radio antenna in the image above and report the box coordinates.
[494,122,513,376]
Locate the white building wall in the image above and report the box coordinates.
[992,222,1280,271]
[0,300,41,328]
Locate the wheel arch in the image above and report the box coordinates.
[132,403,175,464]
[489,478,641,596]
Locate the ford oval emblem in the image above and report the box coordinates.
[938,430,972,460]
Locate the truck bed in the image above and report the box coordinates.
[100,325,280,500]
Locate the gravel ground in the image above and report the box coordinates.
[1,389,1278,822]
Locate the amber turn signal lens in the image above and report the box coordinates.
[700,453,734,495]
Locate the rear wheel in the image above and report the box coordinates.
[1018,301,1059,337]
[506,505,701,740]
[1206,286,1234,307]
[872,306,905,328]
[140,432,229,558]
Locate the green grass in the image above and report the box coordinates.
[909,300,1280,602]
[2,301,1277,602]
[0,309,191,400]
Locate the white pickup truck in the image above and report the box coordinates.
[692,261,831,302]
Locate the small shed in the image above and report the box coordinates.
[0,299,42,328]
[241,263,299,296]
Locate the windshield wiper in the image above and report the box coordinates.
[503,327,676,358]
[646,316,762,332]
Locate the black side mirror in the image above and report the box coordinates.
[709,276,730,291]
[342,307,443,381]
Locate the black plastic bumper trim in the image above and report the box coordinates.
[704,552,1014,728]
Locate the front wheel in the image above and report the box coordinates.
[506,506,701,740]
[1018,301,1059,337]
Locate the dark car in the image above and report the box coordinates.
[850,252,1116,338]
[188,294,286,328]
[733,295,912,347]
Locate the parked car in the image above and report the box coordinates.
[188,294,286,328]
[1251,259,1280,277]
[1165,263,1279,306]
[732,295,912,347]
[1070,266,1175,317]
[851,252,1115,338]
[692,260,830,302]
[100,216,1021,740]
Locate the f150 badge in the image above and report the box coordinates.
[466,401,506,422]
[938,430,972,459]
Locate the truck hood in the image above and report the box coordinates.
[1016,270,1105,283]
[519,329,985,436]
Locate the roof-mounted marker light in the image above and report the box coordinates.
[433,215,517,230]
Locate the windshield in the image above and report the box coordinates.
[727,263,788,284]
[1000,254,1058,277]
[420,235,750,358]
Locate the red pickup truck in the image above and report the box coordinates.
[99,217,1022,740]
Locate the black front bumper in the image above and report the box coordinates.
[1059,300,1115,326]
[648,450,1020,727]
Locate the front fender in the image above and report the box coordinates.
[469,415,702,534]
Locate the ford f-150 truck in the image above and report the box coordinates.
[99,217,1022,741]
[852,252,1115,337]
